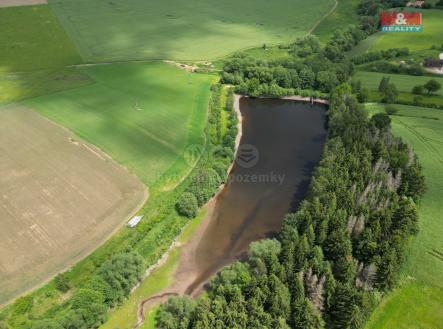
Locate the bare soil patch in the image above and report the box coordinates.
[0,105,147,305]
[0,0,47,8]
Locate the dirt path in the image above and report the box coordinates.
[305,0,339,36]
[0,0,47,8]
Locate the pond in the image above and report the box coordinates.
[186,97,327,294]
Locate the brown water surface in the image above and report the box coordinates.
[186,97,327,293]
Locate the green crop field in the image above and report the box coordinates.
[365,103,443,329]
[354,71,443,97]
[0,5,81,72]
[369,10,443,51]
[25,62,216,187]
[48,0,335,62]
[0,4,87,104]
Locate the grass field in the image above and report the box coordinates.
[0,4,86,104]
[313,0,360,43]
[48,0,335,62]
[368,10,443,51]
[0,5,81,72]
[0,104,146,306]
[25,62,216,188]
[354,71,443,97]
[0,67,93,105]
[364,103,443,329]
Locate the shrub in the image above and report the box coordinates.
[186,169,221,206]
[412,85,424,95]
[371,113,391,130]
[413,95,423,106]
[176,192,199,218]
[54,273,71,293]
[212,161,229,182]
[424,79,442,95]
[385,105,398,115]
[12,296,33,315]
[382,82,398,103]
[70,289,103,310]
[98,252,144,306]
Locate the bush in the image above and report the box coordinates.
[413,95,424,106]
[98,252,144,306]
[424,79,442,95]
[176,192,199,218]
[12,296,33,315]
[371,112,391,130]
[412,85,424,95]
[212,161,229,182]
[186,169,221,206]
[54,273,71,293]
[385,105,398,115]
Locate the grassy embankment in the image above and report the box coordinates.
[364,103,443,329]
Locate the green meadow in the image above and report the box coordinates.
[25,62,216,187]
[354,71,443,97]
[368,10,443,51]
[48,0,335,62]
[313,0,360,43]
[365,103,443,329]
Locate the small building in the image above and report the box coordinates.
[424,57,443,68]
[127,215,143,228]
[407,1,425,7]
